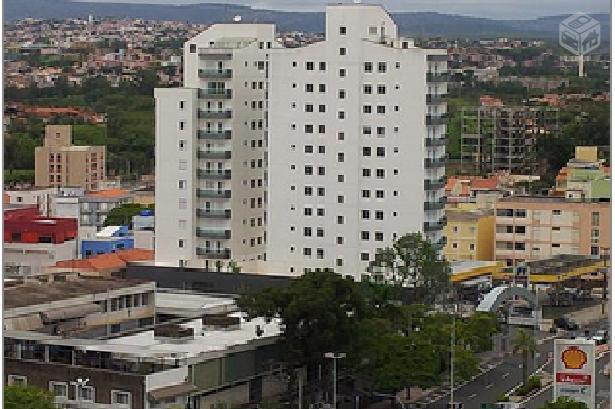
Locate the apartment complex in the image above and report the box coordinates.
[155,4,447,278]
[554,146,611,201]
[494,196,611,265]
[444,209,495,261]
[34,125,106,190]
[460,106,558,175]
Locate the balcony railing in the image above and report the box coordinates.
[424,198,446,211]
[196,248,231,259]
[197,150,231,160]
[198,88,232,99]
[198,51,232,60]
[197,169,231,180]
[196,209,231,218]
[424,156,447,168]
[198,110,232,119]
[426,72,449,82]
[426,113,448,125]
[425,136,448,147]
[196,229,231,239]
[198,130,232,140]
[426,93,448,103]
[198,69,232,79]
[424,221,445,232]
[196,189,231,198]
[424,177,447,190]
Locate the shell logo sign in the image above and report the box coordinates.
[561,346,588,370]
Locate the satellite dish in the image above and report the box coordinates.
[233,15,242,22]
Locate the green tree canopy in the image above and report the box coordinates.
[540,397,588,409]
[4,385,56,409]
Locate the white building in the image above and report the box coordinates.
[155,4,447,279]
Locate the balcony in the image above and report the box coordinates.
[198,88,232,99]
[198,110,232,119]
[196,189,231,198]
[426,72,449,82]
[424,156,447,168]
[424,221,446,232]
[425,136,448,147]
[196,229,231,239]
[198,130,232,140]
[197,150,231,160]
[426,113,448,125]
[424,177,447,190]
[426,94,448,104]
[198,69,232,79]
[196,248,231,259]
[424,198,446,211]
[198,51,232,60]
[196,208,231,219]
[197,169,231,180]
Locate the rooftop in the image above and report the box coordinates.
[84,188,130,198]
[4,278,150,309]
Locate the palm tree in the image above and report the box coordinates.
[513,328,536,384]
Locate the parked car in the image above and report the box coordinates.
[554,316,579,331]
[592,329,609,345]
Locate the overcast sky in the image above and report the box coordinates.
[79,0,610,19]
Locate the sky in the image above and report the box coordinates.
[78,0,611,19]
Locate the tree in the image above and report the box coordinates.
[103,203,152,227]
[540,397,588,409]
[4,385,56,409]
[513,328,536,384]
[366,233,450,305]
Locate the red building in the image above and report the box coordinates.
[4,206,77,244]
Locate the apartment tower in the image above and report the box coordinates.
[155,4,447,278]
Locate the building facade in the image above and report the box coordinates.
[444,209,495,261]
[494,196,611,265]
[155,4,447,278]
[34,125,106,190]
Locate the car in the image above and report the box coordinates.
[554,316,579,331]
[592,329,609,345]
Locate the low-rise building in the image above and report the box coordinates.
[444,208,495,261]
[495,196,611,265]
[48,248,154,279]
[81,225,134,258]
[3,206,78,279]
[132,210,155,250]
[79,189,133,234]
[554,146,611,201]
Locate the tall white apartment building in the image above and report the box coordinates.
[155,4,447,279]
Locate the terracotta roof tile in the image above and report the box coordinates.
[85,188,130,198]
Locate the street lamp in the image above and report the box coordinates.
[324,352,346,409]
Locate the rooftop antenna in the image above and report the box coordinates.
[233,15,242,23]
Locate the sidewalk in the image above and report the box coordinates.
[566,303,609,326]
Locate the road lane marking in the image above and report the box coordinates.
[486,383,493,389]
[502,372,510,379]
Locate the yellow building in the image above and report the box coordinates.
[444,209,495,261]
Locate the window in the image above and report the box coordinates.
[304,186,313,196]
[319,105,326,113]
[190,44,196,53]
[178,160,187,170]
[364,62,373,73]
[362,169,371,177]
[338,175,345,182]
[318,125,326,134]
[339,26,347,35]
[376,147,386,157]
[337,195,344,204]
[306,61,314,70]
[49,382,68,398]
[362,210,370,219]
[318,84,326,93]
[469,243,475,251]
[375,232,384,241]
[591,246,600,256]
[375,211,384,220]
[305,165,313,175]
[376,169,385,179]
[304,227,312,237]
[178,139,186,151]
[377,62,387,73]
[336,258,344,267]
[377,105,386,114]
[318,146,326,153]
[179,100,185,110]
[178,180,186,189]
[377,84,386,94]
[179,121,185,130]
[79,386,95,402]
[362,190,370,198]
[319,62,326,70]
[338,111,345,119]
[361,253,370,261]
[317,208,325,216]
[318,166,326,175]
[178,219,186,230]
[363,126,372,136]
[552,210,561,216]
[338,89,346,99]
[305,104,314,112]
[305,145,314,153]
[363,84,372,94]
[592,212,600,226]
[339,48,346,56]
[376,190,384,198]
[363,105,372,114]
[303,248,312,256]
[306,84,314,92]
[362,147,371,157]
[452,242,458,249]
[317,248,325,259]
[178,198,187,209]
[361,231,370,240]
[339,68,346,77]
[8,375,26,386]
[317,228,324,238]
[178,239,184,248]
[305,124,314,133]
[337,236,344,244]
[317,187,325,196]
[369,26,378,35]
[111,390,131,406]
[515,226,526,234]
[337,153,345,163]
[514,243,525,250]
[552,243,561,248]
[337,132,345,141]
[337,216,344,224]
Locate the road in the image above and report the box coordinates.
[425,318,609,409]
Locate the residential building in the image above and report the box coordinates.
[78,189,133,234]
[4,187,56,216]
[48,248,155,279]
[81,225,134,258]
[132,210,155,250]
[554,146,611,201]
[154,4,447,278]
[4,286,285,409]
[494,196,611,265]
[444,208,495,261]
[460,106,559,175]
[34,125,106,190]
[3,206,78,279]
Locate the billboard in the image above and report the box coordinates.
[554,338,596,409]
